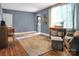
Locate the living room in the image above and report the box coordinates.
[0,3,79,56]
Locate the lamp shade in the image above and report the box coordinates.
[1,20,6,26]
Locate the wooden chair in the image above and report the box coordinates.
[8,27,15,47]
[64,31,79,52]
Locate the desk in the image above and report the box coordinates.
[0,26,8,48]
[0,26,15,49]
[49,27,66,50]
[8,27,15,35]
[49,27,66,38]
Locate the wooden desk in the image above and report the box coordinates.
[0,26,8,49]
[49,27,66,51]
[0,26,15,49]
[49,27,66,38]
[8,27,15,35]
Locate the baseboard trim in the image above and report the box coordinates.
[40,32,49,37]
[16,32,50,40]
[16,32,39,40]
[15,31,37,35]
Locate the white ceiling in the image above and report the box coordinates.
[1,3,57,12]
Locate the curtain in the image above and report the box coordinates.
[50,4,75,29]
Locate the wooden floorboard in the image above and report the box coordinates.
[0,35,73,56]
[41,47,71,56]
[0,41,28,56]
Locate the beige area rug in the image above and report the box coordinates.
[18,35,52,56]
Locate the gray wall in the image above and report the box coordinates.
[2,4,79,33]
[0,4,1,14]
[35,9,49,34]
[3,9,36,32]
[35,4,79,33]
[3,9,49,34]
[35,3,79,33]
[75,3,79,30]
[0,4,2,20]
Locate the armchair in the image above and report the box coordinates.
[64,31,79,52]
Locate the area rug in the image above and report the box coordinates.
[18,35,52,56]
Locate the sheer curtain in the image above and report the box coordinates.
[50,4,75,29]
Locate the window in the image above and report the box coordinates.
[50,4,76,29]
[3,13,13,27]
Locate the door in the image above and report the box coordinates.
[37,16,41,33]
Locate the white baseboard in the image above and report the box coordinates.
[16,32,39,40]
[15,31,37,35]
[16,31,50,40]
[40,32,50,37]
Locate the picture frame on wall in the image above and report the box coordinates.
[42,15,48,24]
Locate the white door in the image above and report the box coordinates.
[37,16,41,33]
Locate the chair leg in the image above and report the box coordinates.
[8,37,10,48]
[13,35,15,46]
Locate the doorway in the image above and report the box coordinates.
[37,16,41,33]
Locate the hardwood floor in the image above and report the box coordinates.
[0,41,72,56]
[0,41,28,56]
[41,47,71,56]
[0,35,73,56]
